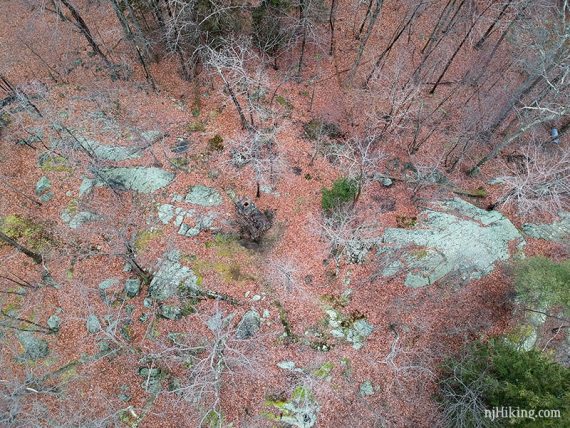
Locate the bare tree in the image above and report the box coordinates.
[159,306,261,427]
[161,0,249,79]
[318,206,378,274]
[496,142,570,217]
[469,0,570,173]
[438,351,491,428]
[228,126,284,194]
[205,38,270,130]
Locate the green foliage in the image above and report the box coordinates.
[514,256,570,314]
[303,118,343,141]
[207,134,224,152]
[439,339,570,427]
[252,0,291,57]
[321,178,358,213]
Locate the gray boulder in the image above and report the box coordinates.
[185,185,222,206]
[77,137,141,161]
[236,310,261,339]
[159,305,182,320]
[47,314,61,332]
[359,380,374,397]
[379,198,524,287]
[149,251,200,301]
[86,315,101,333]
[90,167,175,194]
[35,176,52,202]
[125,279,141,298]
[61,209,101,229]
[522,211,570,242]
[157,204,175,224]
[35,176,51,196]
[17,332,49,361]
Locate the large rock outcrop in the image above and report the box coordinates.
[379,198,524,287]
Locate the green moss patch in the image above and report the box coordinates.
[0,215,51,251]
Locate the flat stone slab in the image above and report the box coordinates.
[185,185,222,206]
[61,209,101,229]
[522,211,570,242]
[77,137,141,161]
[86,167,175,194]
[379,198,524,287]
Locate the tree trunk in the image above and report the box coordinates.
[0,232,43,264]
[365,2,423,86]
[474,0,512,49]
[223,80,250,131]
[420,0,455,55]
[328,0,337,56]
[468,110,567,174]
[349,0,384,83]
[412,0,465,83]
[58,0,113,68]
[356,0,374,40]
[297,0,307,76]
[429,1,494,94]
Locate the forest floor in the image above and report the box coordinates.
[0,1,568,427]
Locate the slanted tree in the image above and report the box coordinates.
[348,0,384,83]
[469,0,570,173]
[0,232,43,264]
[109,0,156,88]
[51,0,114,70]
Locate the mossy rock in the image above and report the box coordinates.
[264,385,319,427]
[0,215,51,251]
[0,111,11,131]
[17,332,49,361]
[38,153,72,173]
[187,120,206,132]
[313,361,334,379]
[134,229,162,252]
[171,157,189,169]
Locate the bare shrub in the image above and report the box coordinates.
[498,142,570,217]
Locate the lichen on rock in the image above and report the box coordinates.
[379,198,524,287]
